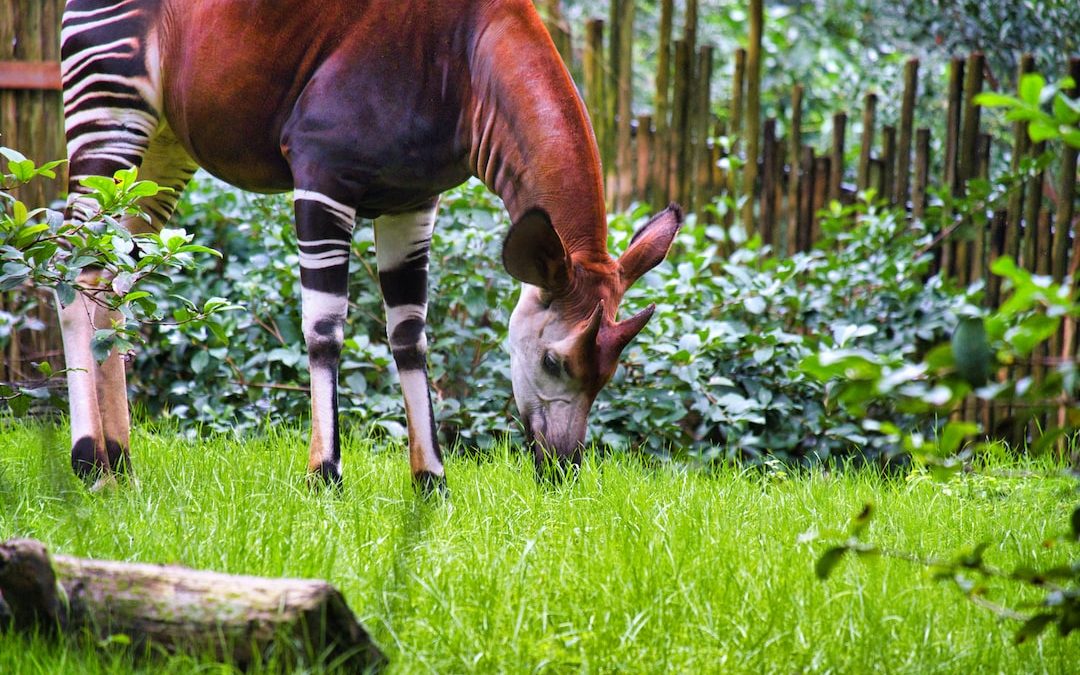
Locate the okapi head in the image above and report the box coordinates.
[503,204,683,470]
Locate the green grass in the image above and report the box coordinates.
[0,420,1077,673]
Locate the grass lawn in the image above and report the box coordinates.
[0,420,1077,673]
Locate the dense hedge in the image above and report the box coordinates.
[123,176,968,463]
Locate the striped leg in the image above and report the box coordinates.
[374,202,446,494]
[60,0,188,483]
[294,188,356,485]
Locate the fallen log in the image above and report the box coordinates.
[0,539,386,671]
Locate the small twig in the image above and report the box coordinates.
[229,380,309,393]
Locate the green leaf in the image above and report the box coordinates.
[940,421,978,455]
[974,92,1021,108]
[1052,94,1080,125]
[176,244,223,258]
[1061,128,1080,150]
[815,546,849,580]
[191,349,210,374]
[952,317,992,387]
[34,361,53,377]
[1020,74,1046,105]
[1029,121,1059,143]
[55,282,76,307]
[7,392,30,416]
[91,329,116,362]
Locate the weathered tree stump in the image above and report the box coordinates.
[0,539,386,671]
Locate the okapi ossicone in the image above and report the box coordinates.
[59,0,682,490]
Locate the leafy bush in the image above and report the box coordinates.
[106,177,968,464]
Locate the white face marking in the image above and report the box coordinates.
[508,285,595,459]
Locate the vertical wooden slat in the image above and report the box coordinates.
[895,58,918,208]
[1022,143,1046,271]
[829,112,846,204]
[1005,54,1035,267]
[725,47,746,228]
[913,128,930,221]
[653,0,673,205]
[690,45,713,214]
[812,156,830,244]
[670,39,690,206]
[857,93,877,193]
[797,146,815,252]
[958,52,985,189]
[613,0,634,210]
[785,84,803,256]
[881,125,896,205]
[971,133,992,289]
[741,0,763,236]
[760,118,778,247]
[635,114,652,203]
[1057,58,1080,373]
[1056,57,1080,285]
[941,57,965,280]
[944,56,966,193]
[583,18,606,181]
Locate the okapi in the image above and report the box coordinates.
[58,0,682,491]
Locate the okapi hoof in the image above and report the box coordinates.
[412,471,448,500]
[533,454,581,485]
[105,439,133,477]
[307,460,343,490]
[71,436,108,482]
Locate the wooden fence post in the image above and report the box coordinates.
[653,0,673,204]
[741,0,763,236]
[829,112,846,204]
[895,58,918,208]
[857,93,877,193]
[584,18,606,176]
[913,128,930,220]
[725,47,746,227]
[760,118,778,246]
[613,0,634,209]
[785,84,804,256]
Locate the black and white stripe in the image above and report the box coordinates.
[293,188,357,482]
[375,203,444,480]
[62,0,161,221]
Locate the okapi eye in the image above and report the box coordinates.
[542,351,562,378]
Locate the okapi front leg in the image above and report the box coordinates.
[294,189,355,485]
[374,204,445,494]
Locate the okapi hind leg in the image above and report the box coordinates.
[374,203,447,496]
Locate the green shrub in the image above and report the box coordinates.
[120,178,971,463]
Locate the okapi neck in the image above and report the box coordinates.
[464,1,609,262]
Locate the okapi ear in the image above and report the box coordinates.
[502,208,572,293]
[618,203,683,288]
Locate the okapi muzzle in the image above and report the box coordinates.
[504,205,684,472]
